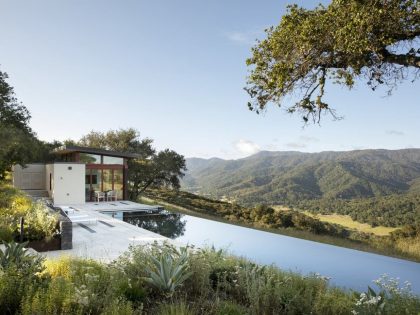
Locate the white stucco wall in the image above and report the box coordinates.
[12,164,46,190]
[48,163,85,205]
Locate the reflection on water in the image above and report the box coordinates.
[123,212,186,239]
[115,211,420,293]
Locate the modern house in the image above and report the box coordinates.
[12,146,139,205]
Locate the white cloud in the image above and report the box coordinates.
[282,135,318,149]
[225,30,262,45]
[285,142,307,149]
[234,139,261,156]
[386,130,405,136]
[263,143,279,151]
[299,135,319,142]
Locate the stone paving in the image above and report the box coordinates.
[42,202,178,262]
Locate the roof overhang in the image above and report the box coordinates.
[52,145,140,159]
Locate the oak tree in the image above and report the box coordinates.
[245,0,420,123]
[77,129,186,199]
[0,69,40,178]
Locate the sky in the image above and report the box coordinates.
[1,0,419,160]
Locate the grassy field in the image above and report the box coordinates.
[305,213,398,236]
[272,205,399,236]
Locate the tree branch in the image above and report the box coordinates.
[379,49,420,68]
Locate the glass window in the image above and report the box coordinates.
[91,169,102,192]
[103,156,124,165]
[113,169,124,199]
[103,169,113,192]
[80,153,101,164]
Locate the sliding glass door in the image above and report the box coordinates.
[85,167,124,201]
[113,169,123,200]
[85,169,102,201]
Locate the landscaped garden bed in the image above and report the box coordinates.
[0,183,61,251]
[0,240,419,315]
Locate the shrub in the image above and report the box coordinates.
[21,277,81,315]
[183,247,239,301]
[43,256,73,279]
[0,183,58,242]
[64,258,125,313]
[118,278,147,305]
[101,298,138,315]
[0,222,14,242]
[24,201,59,241]
[156,301,195,315]
[42,257,134,314]
[0,184,31,215]
[215,301,248,315]
[0,241,46,314]
[363,275,420,315]
[114,242,192,298]
[313,287,354,315]
[0,266,35,314]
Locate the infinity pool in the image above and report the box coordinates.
[116,211,420,293]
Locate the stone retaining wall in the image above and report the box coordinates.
[46,204,73,250]
[59,213,72,250]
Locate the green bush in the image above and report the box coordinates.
[65,258,129,314]
[23,201,59,241]
[361,275,420,315]
[156,301,195,315]
[21,277,82,315]
[1,240,420,314]
[0,242,46,314]
[0,183,58,242]
[114,242,193,299]
[215,301,248,315]
[313,287,354,315]
[101,298,138,315]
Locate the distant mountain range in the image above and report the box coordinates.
[182,149,420,205]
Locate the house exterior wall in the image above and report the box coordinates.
[47,163,85,205]
[12,164,46,190]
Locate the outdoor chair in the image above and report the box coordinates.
[106,190,117,201]
[95,191,105,202]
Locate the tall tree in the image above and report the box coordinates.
[77,129,186,199]
[129,149,187,199]
[0,69,39,179]
[245,0,420,123]
[0,70,32,133]
[78,128,154,158]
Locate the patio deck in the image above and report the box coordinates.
[43,201,178,262]
[57,200,164,213]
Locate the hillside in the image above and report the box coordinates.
[142,189,420,262]
[182,149,420,205]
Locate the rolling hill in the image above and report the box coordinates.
[182,149,420,205]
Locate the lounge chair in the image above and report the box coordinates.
[64,208,97,225]
[68,215,97,225]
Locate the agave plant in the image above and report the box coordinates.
[143,246,192,296]
[0,241,44,271]
[0,241,29,268]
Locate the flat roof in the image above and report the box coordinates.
[53,145,140,159]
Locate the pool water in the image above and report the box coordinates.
[118,211,420,293]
